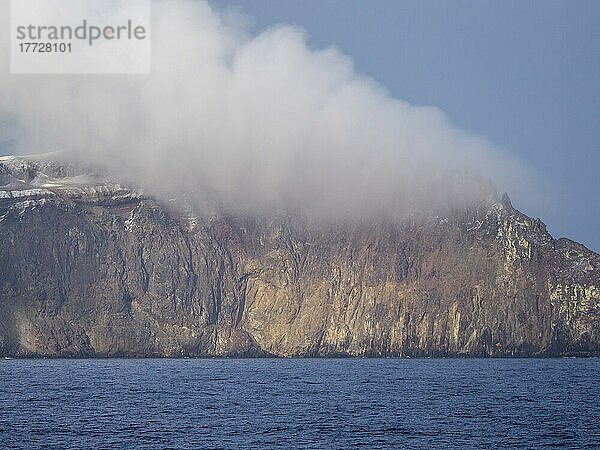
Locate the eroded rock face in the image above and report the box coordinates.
[1,155,599,357]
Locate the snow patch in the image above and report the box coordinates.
[0,188,54,199]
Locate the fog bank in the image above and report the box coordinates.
[0,0,546,220]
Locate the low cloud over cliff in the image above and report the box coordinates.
[0,0,546,220]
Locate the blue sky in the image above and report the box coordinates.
[1,1,597,251]
[212,0,600,251]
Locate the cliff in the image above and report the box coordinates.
[1,154,599,357]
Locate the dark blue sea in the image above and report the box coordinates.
[1,358,599,448]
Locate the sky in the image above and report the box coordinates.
[210,0,600,251]
[1,0,598,250]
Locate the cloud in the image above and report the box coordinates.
[0,0,548,220]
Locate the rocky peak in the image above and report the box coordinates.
[501,192,513,210]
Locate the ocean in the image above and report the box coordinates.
[1,358,599,448]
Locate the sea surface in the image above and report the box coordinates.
[1,358,599,448]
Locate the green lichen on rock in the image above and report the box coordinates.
[551,282,600,322]
[498,217,533,264]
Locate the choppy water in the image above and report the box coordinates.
[1,358,599,448]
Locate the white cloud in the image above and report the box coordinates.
[0,0,547,220]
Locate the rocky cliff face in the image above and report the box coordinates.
[1,154,599,357]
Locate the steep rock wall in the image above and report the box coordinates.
[1,156,599,357]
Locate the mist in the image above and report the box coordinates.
[0,0,546,221]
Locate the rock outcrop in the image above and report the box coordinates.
[1,154,599,357]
